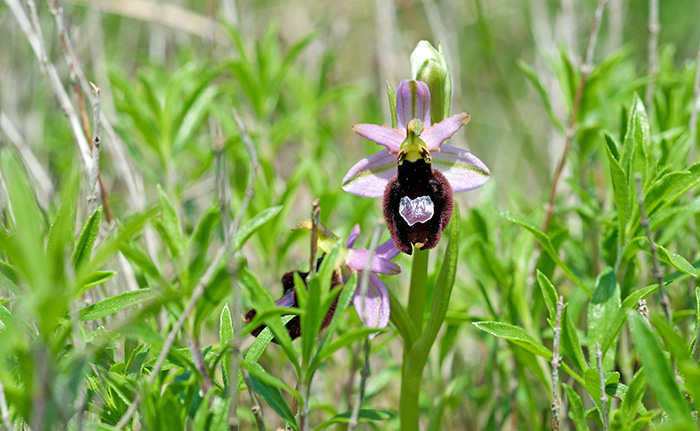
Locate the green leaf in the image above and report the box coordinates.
[562,305,588,373]
[219,304,233,348]
[315,273,358,359]
[584,367,619,414]
[315,327,380,366]
[316,409,392,429]
[236,315,294,389]
[218,304,233,388]
[47,197,75,275]
[537,271,587,372]
[600,284,657,356]
[238,266,299,372]
[0,304,11,334]
[474,321,551,359]
[621,237,697,278]
[243,362,300,430]
[119,242,160,279]
[187,205,220,278]
[155,185,185,258]
[616,369,647,428]
[72,207,102,269]
[230,206,282,252]
[0,261,20,295]
[620,95,650,188]
[628,313,694,424]
[644,163,700,217]
[80,288,157,320]
[413,203,461,360]
[388,287,417,347]
[300,239,342,369]
[537,270,557,321]
[500,211,590,295]
[74,270,116,298]
[588,268,620,369]
[563,383,590,431]
[603,133,628,248]
[1,152,45,283]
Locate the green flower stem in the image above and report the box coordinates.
[399,204,460,431]
[399,353,423,431]
[407,248,429,334]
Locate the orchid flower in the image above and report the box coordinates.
[342,79,489,254]
[244,220,401,339]
[343,224,400,332]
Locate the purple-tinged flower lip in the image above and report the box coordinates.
[352,124,404,153]
[345,248,401,275]
[341,149,396,197]
[421,113,471,152]
[353,273,390,333]
[397,79,431,130]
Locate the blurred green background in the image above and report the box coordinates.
[2,0,700,429]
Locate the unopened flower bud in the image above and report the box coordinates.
[410,40,451,123]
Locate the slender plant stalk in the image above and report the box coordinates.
[309,199,321,275]
[48,0,113,222]
[541,0,608,235]
[635,174,672,324]
[241,368,267,431]
[596,342,608,431]
[407,248,429,336]
[551,296,564,431]
[348,338,372,430]
[644,0,659,111]
[190,339,213,393]
[6,0,92,175]
[87,83,102,216]
[399,355,422,431]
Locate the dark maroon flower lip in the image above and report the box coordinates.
[244,267,343,341]
[383,159,454,255]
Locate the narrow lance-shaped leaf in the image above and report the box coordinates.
[588,267,620,369]
[73,207,102,269]
[413,202,461,359]
[500,211,590,295]
[563,383,591,431]
[80,288,157,321]
[474,320,584,384]
[603,133,628,249]
[243,362,300,430]
[628,313,694,424]
[155,185,185,258]
[230,205,283,252]
[600,284,657,356]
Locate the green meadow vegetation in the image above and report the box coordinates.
[1,0,700,429]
